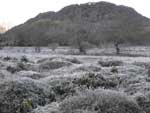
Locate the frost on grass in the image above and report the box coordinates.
[134,92,150,113]
[38,57,72,71]
[0,49,150,113]
[6,61,37,74]
[72,73,117,89]
[98,60,123,67]
[16,71,43,79]
[72,64,101,73]
[0,78,55,113]
[31,102,59,113]
[60,89,143,113]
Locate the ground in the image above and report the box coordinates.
[0,46,150,113]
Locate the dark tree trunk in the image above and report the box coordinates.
[79,46,86,54]
[77,37,86,55]
[114,42,120,55]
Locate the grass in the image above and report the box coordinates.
[0,47,150,113]
[60,89,144,113]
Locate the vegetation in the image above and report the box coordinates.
[48,43,59,51]
[0,1,150,113]
[60,89,143,113]
[2,1,150,51]
[0,53,150,113]
[72,73,117,89]
[98,60,123,67]
[20,56,29,62]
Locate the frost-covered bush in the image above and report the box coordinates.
[67,58,82,64]
[72,73,117,89]
[39,60,71,71]
[6,65,18,73]
[148,69,150,76]
[74,65,101,72]
[134,93,150,113]
[60,89,143,113]
[0,78,54,113]
[3,56,18,62]
[3,56,11,61]
[111,66,118,73]
[20,56,29,62]
[17,62,28,71]
[98,60,123,67]
[133,62,150,69]
[6,62,28,74]
[37,57,80,65]
[17,71,43,79]
[31,102,59,113]
[146,68,150,81]
[50,80,76,101]
[37,57,66,63]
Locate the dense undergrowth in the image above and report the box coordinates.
[0,55,150,113]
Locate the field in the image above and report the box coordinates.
[0,47,150,113]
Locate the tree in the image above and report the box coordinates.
[75,28,88,54]
[48,43,59,51]
[114,40,124,55]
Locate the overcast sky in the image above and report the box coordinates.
[0,0,149,28]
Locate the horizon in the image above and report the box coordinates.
[0,0,150,29]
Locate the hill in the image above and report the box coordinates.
[2,1,150,46]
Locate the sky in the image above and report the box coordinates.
[0,0,149,28]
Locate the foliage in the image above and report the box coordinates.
[72,73,117,89]
[39,60,71,71]
[98,60,123,67]
[20,56,29,62]
[2,2,149,47]
[48,43,59,51]
[60,89,143,113]
[6,62,28,73]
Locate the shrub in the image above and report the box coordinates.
[17,71,43,80]
[67,58,82,64]
[20,99,33,113]
[37,58,48,64]
[6,66,17,73]
[17,62,27,71]
[6,63,27,74]
[51,80,76,100]
[39,60,71,71]
[74,65,101,72]
[133,62,150,69]
[98,60,123,67]
[20,56,29,62]
[3,56,11,61]
[0,79,54,113]
[147,69,150,78]
[60,89,143,113]
[31,103,59,113]
[111,67,118,73]
[72,73,117,89]
[77,41,95,55]
[135,93,150,113]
